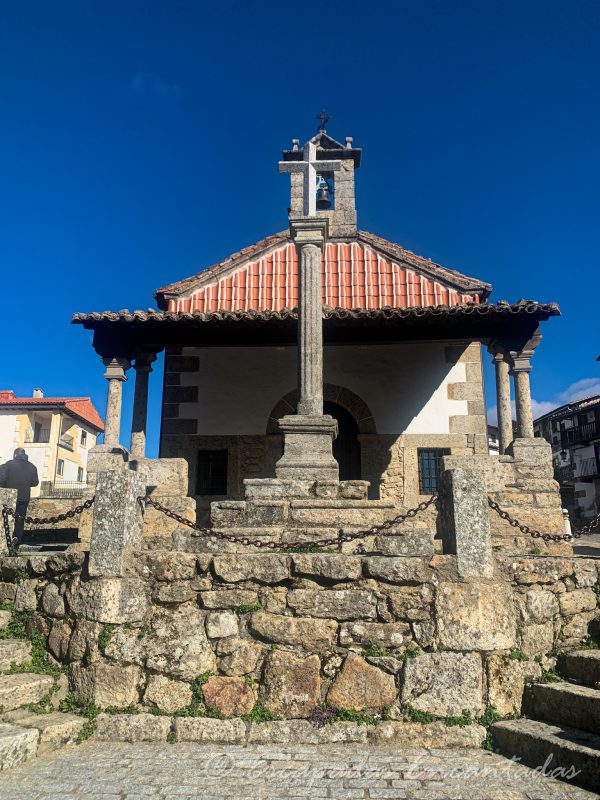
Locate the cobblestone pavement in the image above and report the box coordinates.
[0,742,596,800]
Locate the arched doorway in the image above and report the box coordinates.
[266,385,375,484]
[324,400,361,481]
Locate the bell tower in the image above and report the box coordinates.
[281,129,362,239]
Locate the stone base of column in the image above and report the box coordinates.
[275,414,339,482]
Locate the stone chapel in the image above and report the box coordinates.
[73,128,560,537]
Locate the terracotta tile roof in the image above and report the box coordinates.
[154,230,492,312]
[0,394,104,432]
[72,300,560,326]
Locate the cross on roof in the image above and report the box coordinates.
[278,140,342,217]
[316,109,330,131]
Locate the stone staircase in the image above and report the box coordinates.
[492,650,600,790]
[0,639,85,770]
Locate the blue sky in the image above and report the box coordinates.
[1,1,599,454]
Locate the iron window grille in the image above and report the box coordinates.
[417,448,450,494]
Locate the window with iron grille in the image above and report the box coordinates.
[417,448,450,494]
[196,450,228,495]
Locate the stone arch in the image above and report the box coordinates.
[266,384,377,435]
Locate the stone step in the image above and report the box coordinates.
[558,650,600,688]
[0,640,31,670]
[211,499,397,530]
[0,722,38,770]
[524,681,600,734]
[492,718,600,790]
[0,673,55,712]
[3,710,86,755]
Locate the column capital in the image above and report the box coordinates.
[507,328,542,374]
[102,357,131,381]
[289,217,329,248]
[133,352,157,373]
[487,340,509,359]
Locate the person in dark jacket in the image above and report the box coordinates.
[0,448,39,545]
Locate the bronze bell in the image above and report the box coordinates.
[316,186,332,210]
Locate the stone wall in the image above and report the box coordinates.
[1,548,597,725]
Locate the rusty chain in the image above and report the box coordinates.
[487,498,600,542]
[140,493,439,550]
[1,493,599,552]
[1,498,95,550]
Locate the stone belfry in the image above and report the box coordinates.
[281,128,362,239]
[274,125,362,484]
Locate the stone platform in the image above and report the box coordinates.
[0,741,595,799]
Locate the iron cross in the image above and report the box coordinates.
[279,140,341,217]
[316,109,330,131]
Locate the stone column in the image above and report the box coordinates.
[511,363,534,439]
[102,357,131,449]
[490,349,513,454]
[275,217,339,483]
[297,240,323,415]
[508,330,541,441]
[130,353,156,460]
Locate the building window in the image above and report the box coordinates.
[196,450,228,495]
[80,430,87,446]
[417,448,450,494]
[77,467,84,483]
[57,459,64,477]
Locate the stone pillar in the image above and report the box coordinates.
[102,358,131,449]
[490,349,513,454]
[508,329,541,441]
[511,365,534,439]
[130,353,156,460]
[439,466,493,578]
[88,468,146,577]
[275,217,339,482]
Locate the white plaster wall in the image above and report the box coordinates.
[0,411,17,464]
[177,343,469,436]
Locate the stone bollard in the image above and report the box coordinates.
[562,508,572,537]
[88,469,146,577]
[0,488,18,553]
[439,467,493,578]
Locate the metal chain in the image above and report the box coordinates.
[1,497,95,526]
[487,498,600,542]
[140,494,439,550]
[1,507,12,552]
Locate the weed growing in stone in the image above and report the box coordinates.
[508,648,529,662]
[137,624,151,639]
[104,704,140,715]
[59,692,101,720]
[97,624,115,654]
[166,730,177,744]
[0,609,32,641]
[404,704,436,724]
[241,702,278,724]
[363,639,390,658]
[234,603,261,614]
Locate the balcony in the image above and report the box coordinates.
[574,457,600,482]
[561,419,600,447]
[24,429,51,444]
[555,464,574,483]
[58,434,75,451]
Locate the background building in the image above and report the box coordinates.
[0,389,104,497]
[534,394,600,520]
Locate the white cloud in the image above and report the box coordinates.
[487,377,600,424]
[130,73,181,97]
